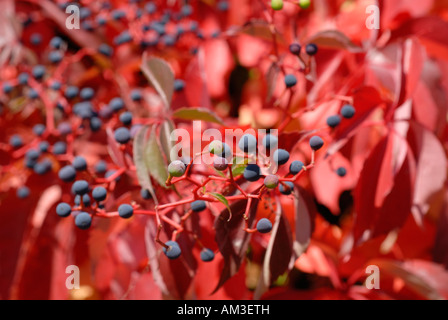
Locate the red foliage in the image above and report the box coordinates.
[0,0,447,300]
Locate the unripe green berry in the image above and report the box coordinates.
[168,160,186,177]
[299,0,311,9]
[264,175,279,189]
[271,0,283,10]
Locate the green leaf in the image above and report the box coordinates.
[141,53,175,110]
[172,107,225,125]
[133,125,158,204]
[208,192,232,221]
[145,125,169,188]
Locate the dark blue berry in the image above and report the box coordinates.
[18,73,29,85]
[309,136,324,151]
[73,102,94,119]
[145,2,156,14]
[306,43,318,56]
[64,86,79,99]
[279,181,294,195]
[130,89,143,101]
[284,74,297,88]
[217,1,229,11]
[53,141,67,154]
[73,156,87,171]
[75,212,92,229]
[289,160,304,175]
[243,164,261,182]
[28,89,39,99]
[140,188,152,199]
[57,122,72,135]
[327,115,342,128]
[30,33,42,45]
[72,180,90,195]
[80,87,95,101]
[17,186,30,199]
[191,200,207,212]
[56,202,71,217]
[34,159,52,175]
[109,97,125,112]
[119,111,133,125]
[58,165,77,182]
[336,167,347,177]
[89,117,102,131]
[340,104,355,119]
[118,204,134,219]
[82,194,91,207]
[273,149,290,165]
[238,134,257,153]
[163,241,181,259]
[98,44,113,57]
[200,248,215,262]
[33,124,46,136]
[111,9,126,20]
[3,82,13,94]
[9,135,23,148]
[25,149,40,161]
[39,141,50,153]
[32,65,46,80]
[289,43,302,55]
[48,51,63,64]
[94,160,107,174]
[213,156,228,171]
[50,36,64,49]
[256,218,273,233]
[114,127,131,144]
[50,81,62,90]
[173,79,185,91]
[92,187,107,202]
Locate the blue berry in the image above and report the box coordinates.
[130,89,143,101]
[114,127,131,144]
[33,159,52,175]
[25,149,40,161]
[64,86,79,99]
[80,87,95,101]
[50,81,62,90]
[105,170,121,182]
[92,187,107,202]
[18,73,29,85]
[72,180,90,195]
[57,122,72,135]
[273,149,290,165]
[111,9,126,20]
[75,212,92,229]
[98,44,113,57]
[28,89,39,99]
[73,156,87,171]
[341,104,355,119]
[73,102,94,119]
[256,218,273,233]
[118,204,134,219]
[173,79,185,91]
[181,4,193,17]
[56,202,71,217]
[163,241,181,259]
[58,165,77,182]
[3,82,13,94]
[284,74,297,88]
[17,186,30,199]
[80,7,92,19]
[309,136,324,151]
[238,134,257,153]
[326,115,342,128]
[168,160,186,177]
[74,195,81,206]
[109,97,125,112]
[217,1,229,11]
[306,43,318,56]
[82,194,91,207]
[279,181,294,195]
[336,167,347,177]
[48,51,63,64]
[289,160,304,175]
[119,112,133,125]
[140,188,152,199]
[50,36,63,49]
[30,33,42,45]
[39,141,50,153]
[145,2,157,14]
[53,141,67,155]
[9,135,23,148]
[94,160,107,174]
[289,43,302,55]
[32,65,46,80]
[33,124,46,136]
[89,117,102,131]
[243,164,261,182]
[191,200,207,212]
[200,248,215,262]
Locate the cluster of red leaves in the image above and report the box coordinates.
[0,0,448,300]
